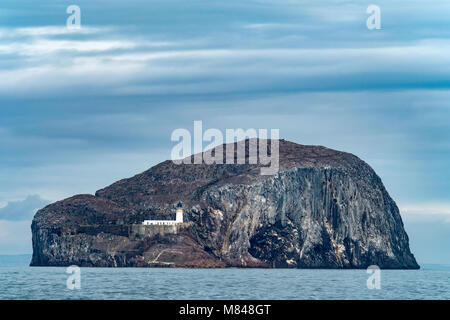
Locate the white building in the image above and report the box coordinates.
[142,202,184,225]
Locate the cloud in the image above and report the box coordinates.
[0,26,108,38]
[400,203,450,224]
[400,203,450,216]
[0,3,450,98]
[0,195,46,254]
[0,220,32,254]
[0,39,138,55]
[0,195,49,221]
[2,43,450,97]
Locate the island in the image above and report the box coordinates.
[30,139,419,269]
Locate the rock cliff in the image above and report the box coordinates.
[31,139,419,268]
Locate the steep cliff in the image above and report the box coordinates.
[31,139,419,268]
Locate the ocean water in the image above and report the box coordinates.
[0,256,449,300]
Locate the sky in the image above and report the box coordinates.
[0,0,449,264]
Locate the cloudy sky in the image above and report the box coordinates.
[0,0,449,263]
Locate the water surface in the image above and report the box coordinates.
[0,263,448,299]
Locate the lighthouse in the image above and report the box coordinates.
[176,201,184,223]
[142,201,184,225]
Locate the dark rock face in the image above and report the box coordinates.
[31,139,419,269]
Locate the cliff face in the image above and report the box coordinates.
[31,139,419,269]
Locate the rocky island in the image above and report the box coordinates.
[31,139,419,269]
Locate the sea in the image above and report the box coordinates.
[0,255,448,300]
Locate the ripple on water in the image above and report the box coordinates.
[0,267,449,300]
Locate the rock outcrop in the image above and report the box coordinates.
[31,139,419,269]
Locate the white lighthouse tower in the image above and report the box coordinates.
[176,201,184,223]
[142,201,184,225]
